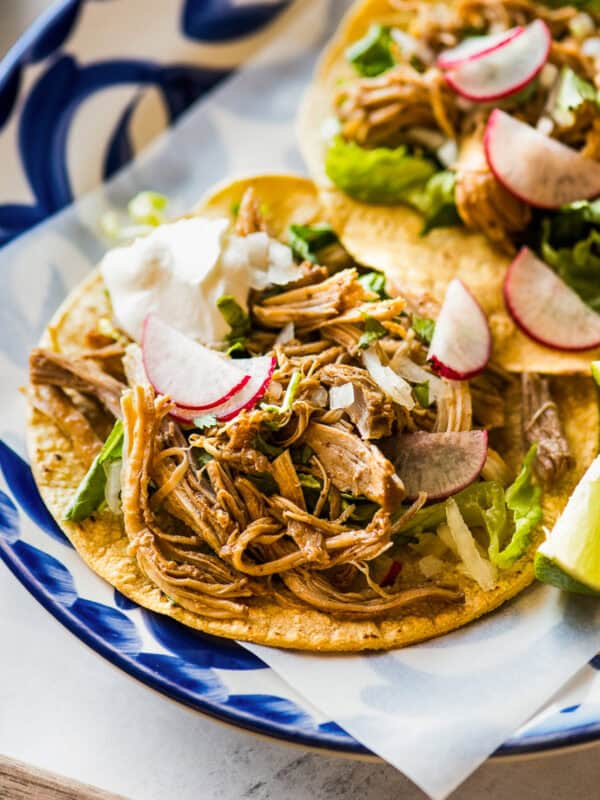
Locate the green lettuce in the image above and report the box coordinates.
[358,316,387,349]
[540,200,600,311]
[325,137,437,204]
[398,446,542,569]
[346,24,394,77]
[325,139,460,233]
[64,420,124,522]
[357,270,389,298]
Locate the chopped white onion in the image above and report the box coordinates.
[363,347,415,409]
[536,116,554,136]
[390,28,434,64]
[267,380,284,400]
[329,382,356,410]
[275,321,295,345]
[582,37,600,57]
[389,353,447,402]
[551,107,575,128]
[443,499,497,591]
[123,343,148,386]
[539,62,559,89]
[321,115,342,142]
[308,386,329,408]
[418,554,444,578]
[104,459,123,514]
[569,12,594,40]
[406,127,446,151]
[437,139,458,168]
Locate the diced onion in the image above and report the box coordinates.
[437,139,458,168]
[443,499,497,591]
[390,28,434,65]
[329,383,356,410]
[582,37,600,57]
[363,347,415,409]
[406,127,446,151]
[536,116,554,137]
[569,12,594,40]
[104,459,123,514]
[418,554,444,578]
[123,343,148,387]
[308,386,329,408]
[389,353,447,402]
[275,321,295,344]
[539,62,558,89]
[551,107,575,128]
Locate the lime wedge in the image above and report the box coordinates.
[536,455,600,594]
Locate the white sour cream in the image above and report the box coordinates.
[100,216,301,343]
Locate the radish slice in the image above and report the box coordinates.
[484,109,600,208]
[437,26,524,69]
[393,430,488,500]
[172,355,276,423]
[142,314,250,410]
[504,247,600,351]
[428,279,491,380]
[444,20,550,101]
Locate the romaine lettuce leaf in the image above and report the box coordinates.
[325,139,460,234]
[64,420,124,521]
[288,223,338,263]
[488,445,542,569]
[554,67,599,115]
[397,446,542,569]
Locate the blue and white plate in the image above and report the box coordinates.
[1,0,600,760]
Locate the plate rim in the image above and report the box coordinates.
[2,0,600,762]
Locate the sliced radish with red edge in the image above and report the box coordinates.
[428,278,491,380]
[444,20,550,102]
[172,355,276,423]
[393,430,488,500]
[504,248,600,351]
[142,314,250,410]
[484,109,600,209]
[437,26,524,70]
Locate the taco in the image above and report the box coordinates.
[299,0,600,373]
[26,174,598,651]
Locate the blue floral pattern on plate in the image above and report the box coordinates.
[1,0,600,760]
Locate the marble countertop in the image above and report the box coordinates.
[2,3,600,799]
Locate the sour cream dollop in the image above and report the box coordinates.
[100,216,301,343]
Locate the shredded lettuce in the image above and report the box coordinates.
[398,446,542,569]
[540,200,600,311]
[488,445,542,569]
[358,316,387,349]
[346,24,395,77]
[325,137,437,205]
[64,421,124,521]
[288,223,338,263]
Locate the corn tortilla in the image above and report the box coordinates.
[26,174,599,651]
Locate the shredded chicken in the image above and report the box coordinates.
[336,65,459,147]
[521,373,573,484]
[30,348,125,418]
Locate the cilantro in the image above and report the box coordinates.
[288,223,338,263]
[357,270,389,299]
[193,414,217,430]
[346,24,395,77]
[412,315,435,345]
[246,472,279,495]
[413,380,430,408]
[253,434,285,459]
[358,316,387,349]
